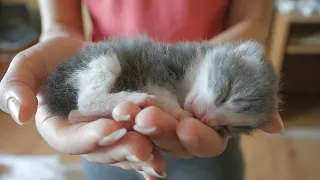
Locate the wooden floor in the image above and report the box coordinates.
[0,92,320,180]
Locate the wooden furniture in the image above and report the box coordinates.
[268,11,320,74]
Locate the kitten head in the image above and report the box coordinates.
[184,40,280,137]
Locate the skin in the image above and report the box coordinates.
[0,0,282,179]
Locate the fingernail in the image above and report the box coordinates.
[138,171,150,180]
[141,166,167,178]
[133,125,158,134]
[98,128,127,146]
[126,155,142,162]
[113,114,131,122]
[126,154,154,163]
[182,135,199,145]
[277,114,285,135]
[7,98,22,125]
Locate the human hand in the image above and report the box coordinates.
[0,37,166,180]
[131,104,284,158]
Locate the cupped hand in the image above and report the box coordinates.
[37,99,166,180]
[131,104,284,158]
[0,36,166,180]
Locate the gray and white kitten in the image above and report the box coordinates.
[40,36,280,137]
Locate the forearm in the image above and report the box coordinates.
[209,0,274,45]
[38,0,84,41]
[209,20,270,44]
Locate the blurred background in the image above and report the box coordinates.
[0,0,319,180]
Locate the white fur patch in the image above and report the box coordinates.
[71,54,157,117]
[180,48,262,127]
[77,54,121,92]
[78,91,155,116]
[183,53,214,114]
[75,54,122,115]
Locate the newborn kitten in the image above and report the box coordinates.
[40,36,280,137]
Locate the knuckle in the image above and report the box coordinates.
[12,48,34,64]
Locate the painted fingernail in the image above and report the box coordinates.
[138,171,150,180]
[182,135,199,144]
[126,154,154,163]
[7,98,22,125]
[141,166,167,178]
[133,125,158,134]
[113,114,131,122]
[126,155,141,162]
[98,128,127,146]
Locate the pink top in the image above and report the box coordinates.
[83,0,230,43]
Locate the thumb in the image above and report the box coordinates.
[0,52,40,124]
[0,37,84,124]
[4,86,37,125]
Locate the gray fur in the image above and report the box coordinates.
[40,36,279,137]
[201,41,279,135]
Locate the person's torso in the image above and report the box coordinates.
[83,0,230,43]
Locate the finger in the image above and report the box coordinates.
[5,84,38,124]
[36,115,124,155]
[112,101,144,130]
[137,171,158,180]
[260,112,284,134]
[68,101,141,130]
[112,150,166,179]
[139,150,166,179]
[35,98,148,154]
[134,106,191,157]
[0,37,84,124]
[83,132,154,164]
[177,118,228,158]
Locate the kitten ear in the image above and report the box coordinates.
[233,40,264,58]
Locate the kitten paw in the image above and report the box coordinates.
[129,93,157,108]
[77,91,157,118]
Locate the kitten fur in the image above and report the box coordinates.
[40,36,280,137]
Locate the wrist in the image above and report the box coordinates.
[40,25,84,42]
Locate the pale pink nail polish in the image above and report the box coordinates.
[137,171,150,180]
[141,166,167,178]
[7,98,22,125]
[98,128,127,146]
[133,125,158,134]
[126,154,154,163]
[113,114,131,121]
